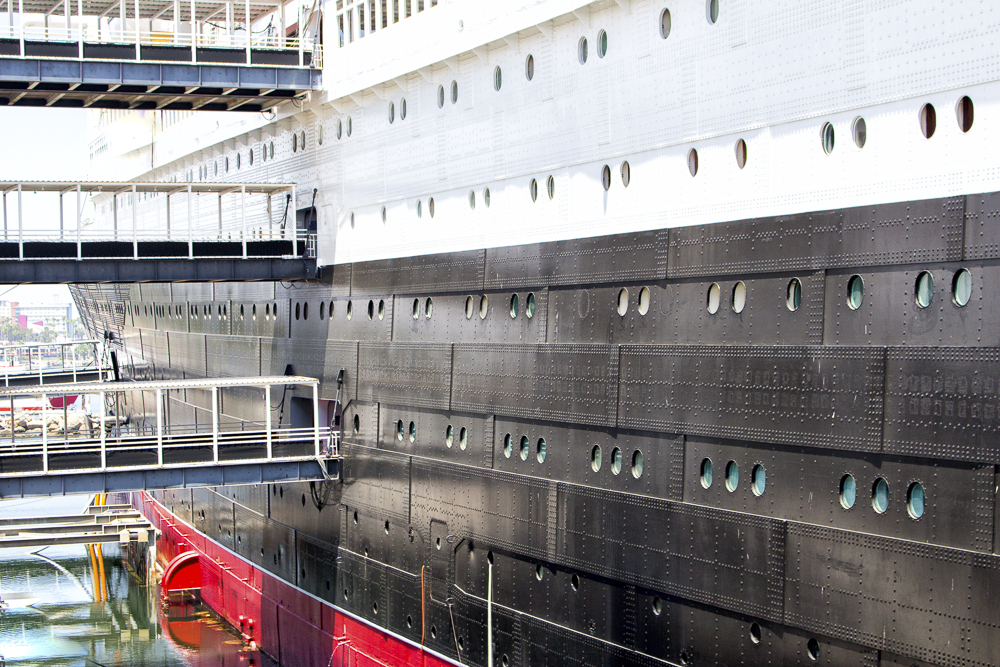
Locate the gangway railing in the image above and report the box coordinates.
[0,339,105,386]
[0,375,340,497]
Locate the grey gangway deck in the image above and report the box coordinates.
[0,0,321,110]
[0,375,340,498]
[0,180,316,282]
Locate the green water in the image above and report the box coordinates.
[0,496,272,667]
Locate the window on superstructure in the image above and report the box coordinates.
[293,133,298,152]
[597,30,608,58]
[249,148,254,166]
[735,139,747,169]
[578,37,588,64]
[389,102,395,124]
[957,96,974,133]
[301,131,306,149]
[400,98,407,119]
[707,0,719,24]
[525,55,534,81]
[660,9,671,38]
[437,85,445,108]
[852,117,866,148]
[451,81,458,104]
[336,119,343,139]
[920,103,936,139]
[494,67,502,91]
[821,122,835,154]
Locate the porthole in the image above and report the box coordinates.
[725,461,739,492]
[807,638,820,661]
[617,288,629,316]
[428,197,435,218]
[610,447,623,475]
[731,281,746,313]
[378,300,385,320]
[751,464,766,496]
[269,141,274,158]
[536,438,547,463]
[821,122,835,154]
[381,206,386,223]
[329,301,335,317]
[510,293,519,318]
[346,301,353,319]
[435,538,441,551]
[484,188,491,207]
[431,626,437,639]
[494,66,502,91]
[459,427,468,450]
[367,300,375,320]
[295,302,301,320]
[336,119,343,139]
[526,293,536,318]
[907,482,925,519]
[417,200,423,218]
[535,565,544,581]
[852,116,867,148]
[248,149,253,166]
[350,212,355,229]
[591,445,602,472]
[347,117,353,136]
[547,175,555,199]
[659,8,671,39]
[652,596,662,615]
[412,298,420,320]
[300,131,305,149]
[465,296,474,319]
[446,424,454,448]
[265,303,271,318]
[750,622,761,644]
[786,278,802,311]
[952,268,972,306]
[437,85,445,108]
[318,125,323,145]
[400,98,407,120]
[597,29,608,58]
[571,573,580,591]
[503,433,513,458]
[631,450,643,478]
[293,133,298,152]
[225,157,229,172]
[578,37,589,64]
[735,138,747,169]
[520,436,529,461]
[621,161,630,187]
[302,303,308,320]
[707,0,719,24]
[957,95,974,133]
[707,283,721,314]
[406,616,413,628]
[525,54,535,81]
[469,190,476,210]
[920,103,936,139]
[602,165,611,191]
[388,102,395,123]
[408,421,416,443]
[353,414,360,435]
[638,287,650,315]
[451,80,458,104]
[872,477,889,514]
[687,148,698,176]
[846,275,864,310]
[479,295,489,319]
[396,420,404,441]
[252,304,257,320]
[915,271,934,308]
[319,301,325,320]
[425,297,433,319]
[530,178,538,202]
[384,520,390,535]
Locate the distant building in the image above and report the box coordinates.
[12,301,76,335]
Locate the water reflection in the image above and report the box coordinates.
[0,496,272,666]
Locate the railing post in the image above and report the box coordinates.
[290,184,298,257]
[312,382,320,458]
[133,0,140,60]
[190,0,196,62]
[244,0,250,64]
[155,388,163,466]
[71,344,77,383]
[240,184,247,259]
[132,184,138,259]
[264,383,272,459]
[99,390,106,468]
[41,392,48,473]
[187,185,193,258]
[17,0,23,57]
[211,385,218,462]
[76,184,82,259]
[16,183,22,260]
[77,0,83,58]
[2,348,7,387]
[59,192,64,242]
[297,3,303,66]
[36,346,42,385]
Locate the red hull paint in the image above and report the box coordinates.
[137,492,458,667]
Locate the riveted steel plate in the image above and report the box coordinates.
[352,249,486,297]
[557,484,786,622]
[384,566,424,643]
[230,300,289,338]
[260,509,297,583]
[213,281,275,302]
[484,231,668,290]
[207,490,236,551]
[357,341,452,410]
[264,338,358,402]
[380,406,494,470]
[824,264,1000,347]
[668,197,965,278]
[206,334,260,378]
[233,503,266,567]
[964,191,1000,260]
[320,296,393,342]
[784,523,1000,667]
[684,437,996,552]
[140,328,169,368]
[884,347,1000,464]
[166,331,206,377]
[392,290,548,345]
[343,507,421,574]
[337,548,387,627]
[295,531,338,605]
[223,483,269,516]
[492,417,683,501]
[451,343,619,427]
[187,301,232,335]
[340,443,411,524]
[342,401,379,448]
[618,345,885,452]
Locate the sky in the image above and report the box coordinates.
[0,108,91,308]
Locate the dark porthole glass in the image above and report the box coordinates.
[907,482,925,519]
[872,477,889,514]
[725,460,739,491]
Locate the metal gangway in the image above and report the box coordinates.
[0,501,153,548]
[0,374,340,498]
[0,0,321,110]
[0,338,105,386]
[0,180,316,282]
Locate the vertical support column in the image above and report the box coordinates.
[59,192,64,241]
[266,193,272,240]
[112,193,118,240]
[119,0,124,42]
[225,1,232,45]
[134,0,140,59]
[240,184,247,258]
[2,348,7,387]
[264,383,272,459]
[41,392,48,473]
[17,0,23,56]
[244,0,250,64]
[77,0,83,58]
[211,385,218,462]
[187,185,193,258]
[297,3,303,65]
[155,388,163,466]
[16,183,22,260]
[132,184,138,259]
[172,0,178,44]
[64,0,69,36]
[8,394,13,444]
[76,184,82,259]
[190,0,196,60]
[290,184,298,257]
[217,191,222,238]
[488,558,494,667]
[277,0,284,48]
[3,191,7,239]
[36,347,42,385]
[99,390,106,467]
[71,344,77,383]
[312,382,320,458]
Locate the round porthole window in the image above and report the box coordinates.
[578,37,589,64]
[920,103,936,139]
[437,85,445,108]
[347,117,353,136]
[503,434,513,458]
[907,482,925,519]
[952,268,972,306]
[638,287,650,315]
[602,165,611,191]
[388,102,395,124]
[591,445,602,472]
[547,175,555,199]
[525,54,535,81]
[610,447,622,475]
[731,281,746,313]
[687,148,699,176]
[400,98,407,120]
[847,275,864,310]
[852,116,867,148]
[536,438,547,463]
[735,138,747,169]
[957,96,974,133]
[597,29,608,58]
[707,283,721,314]
[469,190,476,210]
[751,464,766,496]
[451,80,458,104]
[660,9,671,39]
[725,460,739,492]
[621,161,630,187]
[915,271,934,308]
[530,178,538,202]
[631,450,643,478]
[617,288,629,316]
[479,295,488,319]
[494,66,502,91]
[700,458,713,488]
[821,122,835,154]
[520,436,529,461]
[707,0,719,24]
[484,188,491,207]
[872,477,889,514]
[786,278,802,311]
[526,293,535,318]
[510,293,519,318]
[465,296,474,319]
